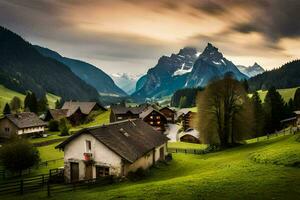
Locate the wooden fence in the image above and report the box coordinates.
[0,168,63,197]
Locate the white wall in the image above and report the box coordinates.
[63,134,123,181]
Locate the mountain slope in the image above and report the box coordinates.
[185,43,248,88]
[111,73,141,95]
[35,46,127,97]
[132,43,248,101]
[237,63,265,77]
[248,60,300,91]
[0,26,100,101]
[132,47,199,101]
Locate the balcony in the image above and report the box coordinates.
[83,152,93,161]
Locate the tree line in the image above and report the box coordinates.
[196,76,300,148]
[2,92,62,115]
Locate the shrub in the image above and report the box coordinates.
[48,120,59,131]
[127,167,149,181]
[59,118,70,136]
[0,139,40,175]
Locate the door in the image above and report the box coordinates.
[70,162,79,182]
[85,164,93,180]
[159,147,164,161]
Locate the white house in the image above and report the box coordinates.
[56,119,169,182]
[0,112,47,138]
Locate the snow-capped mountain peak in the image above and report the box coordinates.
[237,63,265,77]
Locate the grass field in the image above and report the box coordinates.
[168,142,207,150]
[7,134,300,200]
[0,84,60,112]
[256,87,299,102]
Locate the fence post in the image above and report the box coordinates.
[194,149,196,154]
[42,174,45,186]
[185,149,187,154]
[47,182,51,197]
[20,179,24,195]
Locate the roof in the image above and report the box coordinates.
[47,109,68,120]
[159,107,176,113]
[62,101,106,117]
[111,105,148,115]
[280,117,297,123]
[294,111,300,115]
[139,107,167,120]
[56,119,169,163]
[177,108,191,116]
[4,112,47,129]
[178,128,200,139]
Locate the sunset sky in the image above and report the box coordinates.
[0,0,299,75]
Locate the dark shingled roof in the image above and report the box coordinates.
[56,119,169,163]
[47,109,68,120]
[159,107,176,113]
[5,112,47,129]
[110,104,148,115]
[139,107,167,121]
[62,101,106,117]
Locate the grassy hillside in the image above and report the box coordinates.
[8,134,300,200]
[256,87,299,102]
[0,84,60,112]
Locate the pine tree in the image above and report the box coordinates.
[10,96,22,112]
[24,92,31,110]
[3,103,11,114]
[251,91,265,137]
[55,100,60,109]
[38,95,48,113]
[30,93,38,113]
[263,87,286,133]
[294,88,300,110]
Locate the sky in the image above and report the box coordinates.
[0,0,299,75]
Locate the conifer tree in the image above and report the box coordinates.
[294,88,300,110]
[3,103,11,114]
[251,91,265,137]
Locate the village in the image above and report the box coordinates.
[0,100,203,183]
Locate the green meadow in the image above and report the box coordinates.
[6,134,300,200]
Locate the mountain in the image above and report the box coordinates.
[35,46,127,97]
[185,43,248,88]
[132,43,248,101]
[0,26,100,101]
[110,73,142,95]
[132,47,199,101]
[237,63,265,77]
[249,60,300,91]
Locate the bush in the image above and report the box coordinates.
[0,139,40,175]
[127,167,150,181]
[48,120,59,131]
[59,118,70,136]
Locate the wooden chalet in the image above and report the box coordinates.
[110,104,148,122]
[182,111,196,131]
[178,128,200,144]
[159,107,176,123]
[0,112,47,138]
[280,111,300,129]
[45,101,106,126]
[139,107,168,132]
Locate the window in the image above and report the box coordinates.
[150,116,153,119]
[156,116,160,119]
[117,116,123,120]
[157,121,161,125]
[150,121,154,125]
[85,140,91,152]
[96,166,109,177]
[4,127,9,132]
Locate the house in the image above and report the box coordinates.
[56,119,169,182]
[139,107,168,132]
[175,108,190,122]
[45,101,106,125]
[178,128,200,143]
[0,112,47,138]
[110,105,147,122]
[159,107,176,123]
[44,109,68,121]
[182,111,196,131]
[281,111,300,129]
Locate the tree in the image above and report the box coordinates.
[55,100,61,109]
[251,91,265,137]
[242,79,249,93]
[196,76,254,148]
[24,92,38,113]
[10,96,22,112]
[38,95,48,113]
[179,96,187,108]
[294,88,300,110]
[0,139,40,175]
[48,120,59,131]
[59,118,70,136]
[3,103,11,114]
[263,87,286,134]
